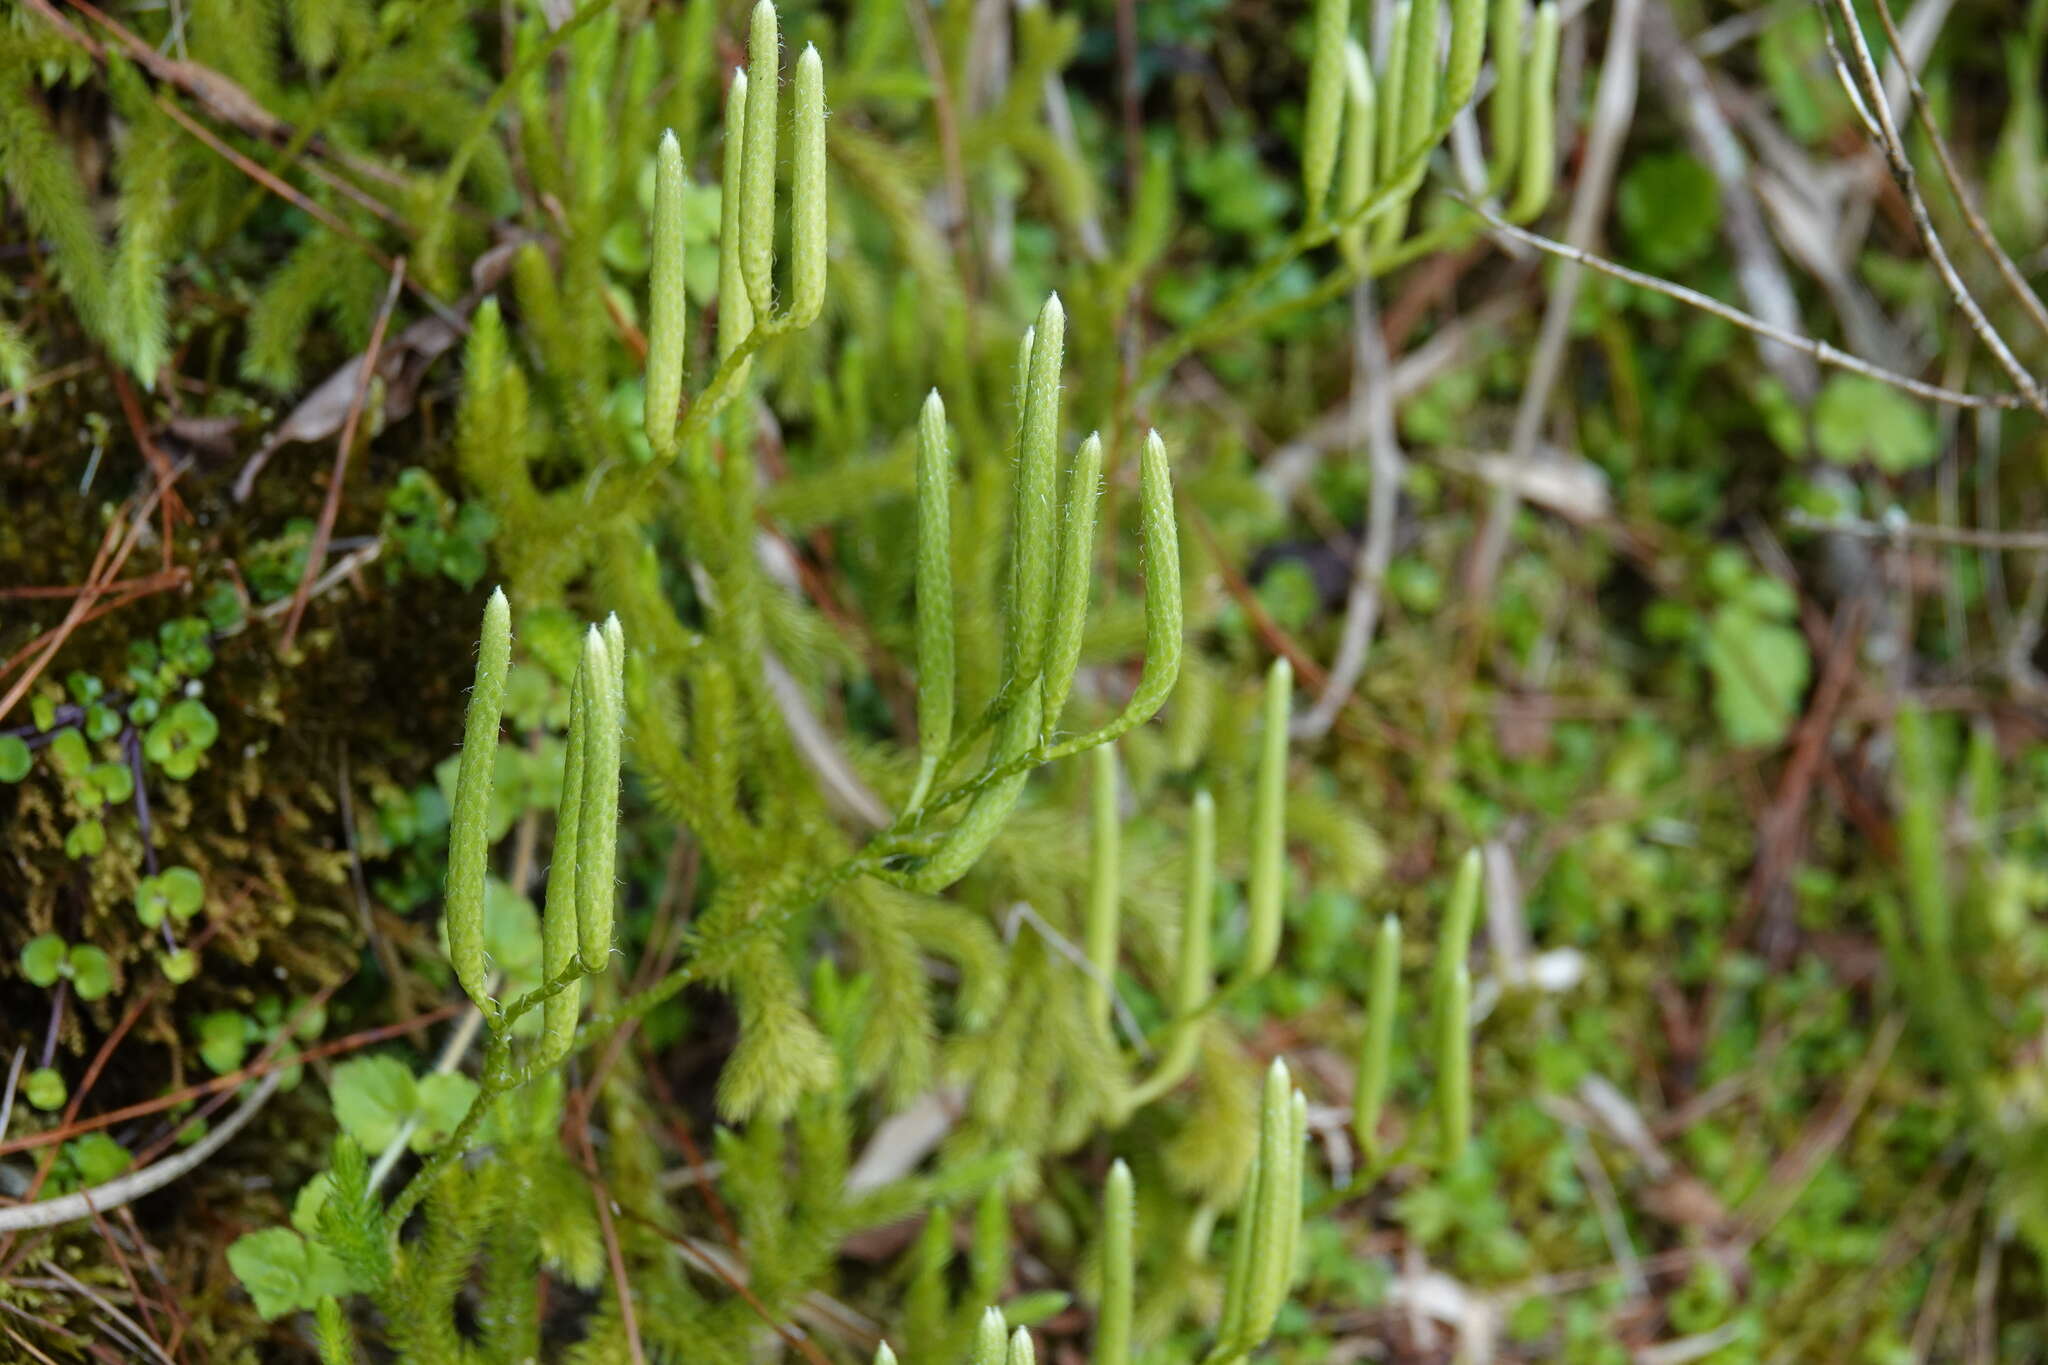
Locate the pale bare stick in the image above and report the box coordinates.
[0,1071,282,1234]
[1641,0,1815,398]
[1295,281,1404,740]
[30,1261,174,1365]
[1468,0,1647,600]
[1816,0,2048,419]
[366,975,499,1192]
[1787,509,2048,552]
[1466,205,2030,412]
[1867,0,2048,343]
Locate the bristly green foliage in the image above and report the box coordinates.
[1,29,111,350]
[19,0,2037,1354]
[230,13,1479,1326]
[241,231,384,393]
[105,60,177,385]
[191,0,1535,1354]
[2,2,486,387]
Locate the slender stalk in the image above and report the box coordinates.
[1352,914,1400,1158]
[1438,964,1472,1165]
[1097,1160,1134,1365]
[1238,659,1292,986]
[1085,743,1122,1033]
[907,390,956,813]
[738,0,781,316]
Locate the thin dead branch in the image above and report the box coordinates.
[279,258,408,654]
[1471,207,2033,410]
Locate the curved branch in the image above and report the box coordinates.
[0,1071,282,1233]
[1468,203,2030,411]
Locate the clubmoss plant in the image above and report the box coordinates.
[867,1061,1310,1365]
[256,584,1341,1357]
[1090,659,1289,1115]
[642,129,690,458]
[1135,0,1568,389]
[1351,913,1401,1160]
[427,605,621,1166]
[228,596,627,1361]
[876,311,1183,897]
[215,6,1511,1354]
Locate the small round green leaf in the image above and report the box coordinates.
[1618,153,1722,271]
[328,1055,419,1155]
[25,1067,67,1111]
[1703,603,1813,748]
[64,818,105,859]
[410,1072,481,1153]
[21,933,67,986]
[58,1132,132,1190]
[84,703,123,741]
[198,1010,253,1075]
[160,866,205,920]
[1813,374,1938,473]
[178,698,220,747]
[90,761,134,804]
[290,997,328,1041]
[227,1227,353,1321]
[135,877,169,928]
[145,700,219,780]
[47,728,89,780]
[67,945,113,1001]
[291,1173,336,1237]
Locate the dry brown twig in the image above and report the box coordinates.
[0,455,189,722]
[279,258,408,654]
[27,1260,174,1364]
[0,1004,460,1161]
